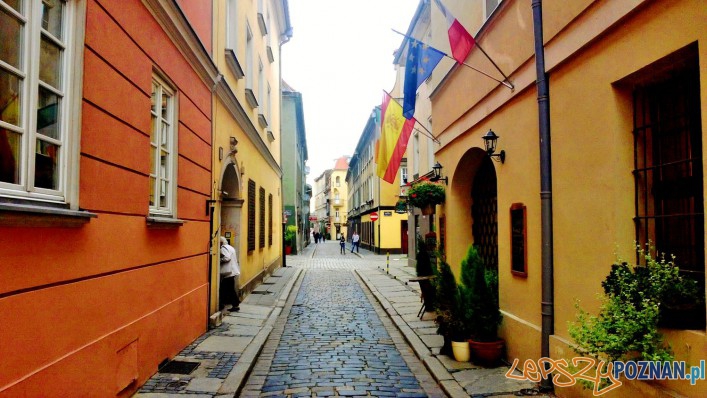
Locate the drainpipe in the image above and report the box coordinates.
[532,0,554,391]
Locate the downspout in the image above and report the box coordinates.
[531,0,554,391]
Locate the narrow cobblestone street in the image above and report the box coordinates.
[136,240,546,397]
[240,241,444,397]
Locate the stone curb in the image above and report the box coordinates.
[217,268,303,396]
[355,269,468,398]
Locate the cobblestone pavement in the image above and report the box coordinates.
[135,240,552,398]
[240,242,445,397]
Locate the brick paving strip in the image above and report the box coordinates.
[240,268,446,397]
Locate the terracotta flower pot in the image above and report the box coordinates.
[468,339,505,367]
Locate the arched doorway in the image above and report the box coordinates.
[471,156,498,272]
[220,162,243,251]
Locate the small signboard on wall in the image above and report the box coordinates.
[383,211,392,216]
[510,203,527,277]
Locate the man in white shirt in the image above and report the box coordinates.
[219,237,241,312]
[351,231,360,253]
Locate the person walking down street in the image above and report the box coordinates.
[219,237,240,312]
[313,231,319,244]
[339,235,346,254]
[351,231,360,253]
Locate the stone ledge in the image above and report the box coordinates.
[0,202,96,227]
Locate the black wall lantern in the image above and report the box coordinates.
[482,129,506,163]
[431,161,448,185]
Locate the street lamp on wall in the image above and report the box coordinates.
[430,162,448,185]
[482,129,506,163]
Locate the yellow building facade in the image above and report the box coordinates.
[329,157,350,240]
[430,0,705,397]
[347,109,408,254]
[209,0,291,314]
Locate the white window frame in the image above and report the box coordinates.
[0,0,84,207]
[245,23,253,89]
[149,74,178,217]
[226,0,238,51]
[258,57,264,106]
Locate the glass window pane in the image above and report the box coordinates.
[0,128,21,184]
[161,93,170,119]
[160,180,167,207]
[34,138,58,189]
[0,68,22,126]
[149,176,155,206]
[150,83,157,114]
[0,7,22,68]
[160,149,168,178]
[150,114,156,144]
[37,86,60,139]
[39,36,62,88]
[160,122,168,146]
[149,145,155,176]
[41,0,63,40]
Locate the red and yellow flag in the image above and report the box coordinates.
[376,92,416,183]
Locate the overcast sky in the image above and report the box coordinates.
[281,0,419,186]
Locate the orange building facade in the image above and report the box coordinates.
[0,0,218,396]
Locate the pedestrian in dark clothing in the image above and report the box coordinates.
[339,235,346,254]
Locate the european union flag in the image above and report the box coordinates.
[403,38,445,119]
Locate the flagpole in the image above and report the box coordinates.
[392,29,513,90]
[472,43,514,90]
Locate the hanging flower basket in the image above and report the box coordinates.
[407,181,445,211]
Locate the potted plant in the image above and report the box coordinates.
[568,244,702,390]
[407,181,445,215]
[284,225,297,255]
[433,259,471,361]
[459,245,504,366]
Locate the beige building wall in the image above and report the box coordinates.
[431,1,705,397]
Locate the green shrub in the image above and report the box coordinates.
[459,245,502,342]
[284,225,297,247]
[569,244,701,365]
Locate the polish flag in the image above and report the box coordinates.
[433,0,475,64]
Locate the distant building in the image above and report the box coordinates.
[281,82,309,253]
[330,156,349,240]
[312,169,331,239]
[311,156,350,240]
